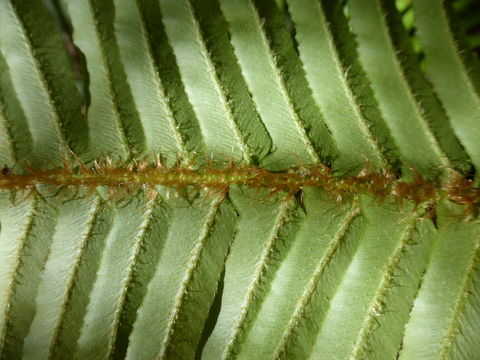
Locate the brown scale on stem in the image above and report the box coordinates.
[0,159,479,213]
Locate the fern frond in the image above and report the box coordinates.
[0,0,479,359]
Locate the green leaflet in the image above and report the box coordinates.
[0,99,14,165]
[160,0,251,163]
[347,0,469,178]
[0,52,32,165]
[414,0,480,170]
[75,194,157,360]
[219,0,320,167]
[139,0,205,158]
[202,187,305,359]
[344,204,436,360]
[249,0,337,164]
[65,0,132,161]
[220,188,361,360]
[400,202,480,360]
[0,193,57,359]
[286,0,388,172]
[307,200,430,359]
[49,202,114,360]
[22,195,100,360]
[126,193,237,360]
[112,0,187,161]
[0,0,84,167]
[0,0,480,359]
[190,0,273,164]
[0,194,36,353]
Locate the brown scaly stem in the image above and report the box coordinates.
[1,160,479,211]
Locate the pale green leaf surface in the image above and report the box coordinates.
[138,0,206,158]
[202,187,304,359]
[0,1,66,166]
[66,0,129,160]
[22,195,100,360]
[112,0,186,160]
[160,0,251,162]
[9,0,89,158]
[219,0,320,168]
[347,0,459,177]
[75,195,156,360]
[0,194,36,352]
[309,199,432,359]
[0,52,32,164]
[190,0,274,163]
[286,0,386,171]
[250,0,337,164]
[400,202,480,359]
[0,0,479,359]
[111,198,173,360]
[127,193,237,360]
[50,204,114,360]
[0,193,57,360]
[275,204,365,360]
[414,0,480,169]
[348,210,436,360]
[448,249,480,360]
[234,188,360,360]
[0,100,14,165]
